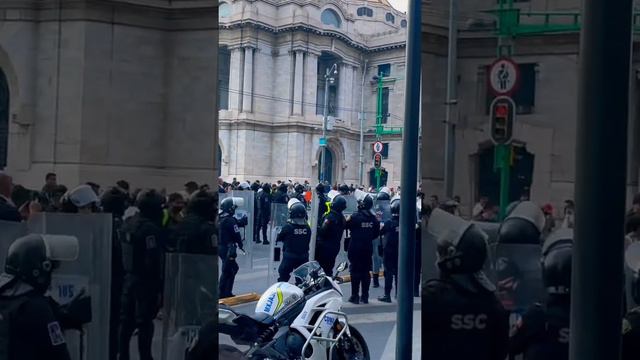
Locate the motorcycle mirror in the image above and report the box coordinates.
[336,262,348,273]
[625,242,640,272]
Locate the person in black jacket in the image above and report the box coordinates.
[257,184,272,245]
[346,191,380,304]
[218,197,245,298]
[276,200,311,282]
[118,190,165,360]
[0,172,20,222]
[272,183,289,204]
[0,234,91,360]
[316,195,347,277]
[378,199,399,303]
[175,191,217,255]
[294,184,307,206]
[423,209,509,360]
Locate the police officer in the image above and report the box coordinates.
[346,190,380,304]
[509,228,573,359]
[294,184,307,206]
[175,190,217,255]
[272,183,289,204]
[316,195,347,277]
[257,184,272,244]
[316,183,329,220]
[423,209,509,359]
[372,187,391,288]
[276,199,311,282]
[118,189,165,360]
[339,184,351,196]
[101,187,129,360]
[0,234,88,360]
[378,198,399,303]
[219,197,245,298]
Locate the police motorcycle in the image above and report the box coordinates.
[219,261,371,360]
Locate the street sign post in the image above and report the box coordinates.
[373,141,384,153]
[319,137,327,146]
[489,95,516,220]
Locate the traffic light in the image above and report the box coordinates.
[374,153,382,168]
[490,96,515,145]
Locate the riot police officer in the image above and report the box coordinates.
[118,189,165,360]
[423,209,509,359]
[316,195,347,277]
[175,190,217,255]
[101,187,129,360]
[372,187,391,288]
[257,184,272,244]
[0,234,87,360]
[273,183,289,204]
[294,184,307,206]
[276,199,311,282]
[316,183,329,219]
[378,199,399,303]
[219,197,245,298]
[509,228,573,359]
[339,184,351,196]
[346,190,380,304]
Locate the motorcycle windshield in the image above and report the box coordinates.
[292,261,325,284]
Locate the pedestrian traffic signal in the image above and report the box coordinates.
[490,96,515,145]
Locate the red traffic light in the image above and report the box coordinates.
[495,104,509,118]
[374,153,382,168]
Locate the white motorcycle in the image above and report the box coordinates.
[219,261,370,360]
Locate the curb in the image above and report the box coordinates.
[218,272,387,306]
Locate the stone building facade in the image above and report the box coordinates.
[218,0,408,188]
[420,0,640,214]
[0,0,218,191]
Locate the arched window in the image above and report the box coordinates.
[219,2,231,18]
[385,13,395,24]
[401,19,407,28]
[357,7,373,17]
[321,9,342,28]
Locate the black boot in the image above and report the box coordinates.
[372,273,380,288]
[360,295,368,304]
[348,295,359,304]
[378,294,392,303]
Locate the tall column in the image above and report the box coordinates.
[343,65,354,125]
[228,47,243,111]
[338,63,348,119]
[242,46,254,113]
[303,52,319,117]
[293,50,304,115]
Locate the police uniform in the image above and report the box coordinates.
[423,278,510,360]
[316,209,346,277]
[276,223,311,282]
[118,215,165,360]
[380,218,399,298]
[219,213,244,298]
[509,297,570,359]
[257,190,272,243]
[346,210,380,302]
[176,213,217,255]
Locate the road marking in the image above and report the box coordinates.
[380,311,421,360]
[348,312,398,325]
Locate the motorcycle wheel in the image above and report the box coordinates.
[331,325,371,360]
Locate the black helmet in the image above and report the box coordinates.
[377,187,391,201]
[295,184,305,193]
[339,184,350,195]
[251,182,260,192]
[288,201,307,225]
[262,183,271,193]
[136,189,164,224]
[331,195,347,213]
[278,184,288,193]
[390,199,400,217]
[358,195,373,211]
[220,197,243,216]
[541,228,573,295]
[1,234,78,292]
[101,187,128,217]
[315,183,325,193]
[188,190,216,218]
[499,201,544,244]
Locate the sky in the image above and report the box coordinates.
[388,0,408,13]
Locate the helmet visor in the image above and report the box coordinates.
[42,235,79,262]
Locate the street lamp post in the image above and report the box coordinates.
[320,63,338,184]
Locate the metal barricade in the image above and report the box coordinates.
[160,253,217,360]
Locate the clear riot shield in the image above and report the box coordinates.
[160,253,217,360]
[492,244,545,317]
[372,201,391,276]
[268,203,289,284]
[27,213,112,360]
[343,195,358,216]
[472,221,501,280]
[0,220,28,266]
[230,190,256,270]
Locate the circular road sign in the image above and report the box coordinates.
[488,58,520,95]
[373,141,384,153]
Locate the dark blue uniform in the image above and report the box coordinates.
[257,192,271,243]
[423,278,509,360]
[175,214,217,255]
[276,223,311,282]
[316,210,346,276]
[381,219,399,297]
[119,215,165,360]
[509,297,570,359]
[346,210,380,301]
[219,214,244,298]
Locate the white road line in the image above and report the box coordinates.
[380,311,421,360]
[347,312,398,325]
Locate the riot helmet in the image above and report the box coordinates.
[377,187,391,201]
[188,190,216,219]
[0,234,79,293]
[101,187,128,218]
[220,197,244,216]
[498,201,545,244]
[251,182,260,192]
[262,183,271,193]
[278,183,288,193]
[541,228,573,295]
[136,189,164,224]
[354,189,374,213]
[60,184,100,213]
[390,198,400,218]
[331,195,347,213]
[288,199,307,225]
[315,183,326,194]
[295,184,305,194]
[339,184,350,195]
